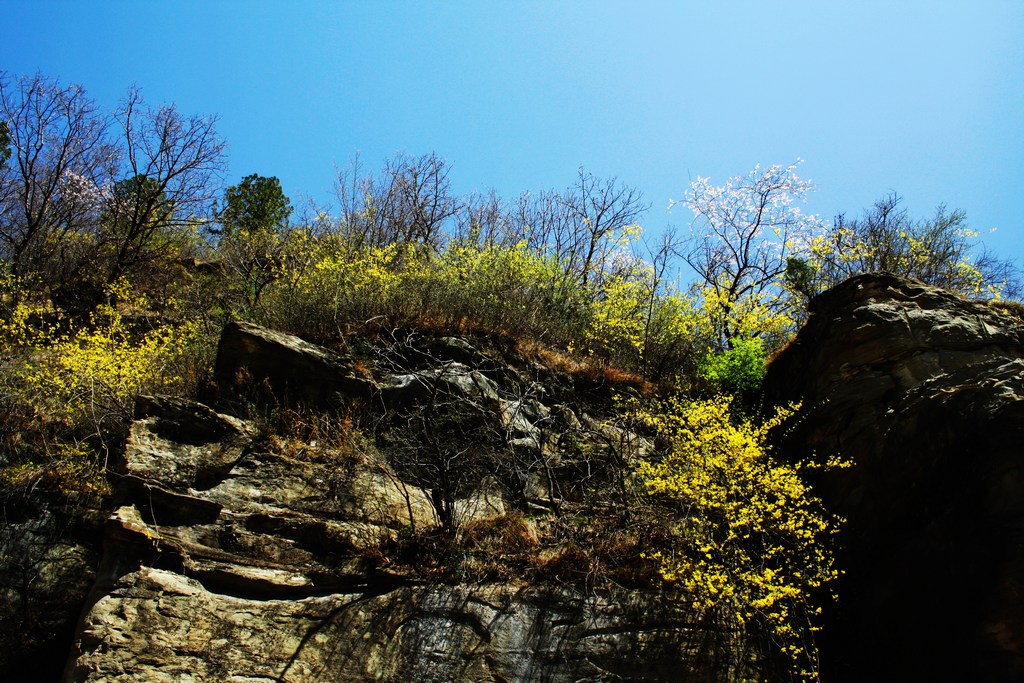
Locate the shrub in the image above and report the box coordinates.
[19,280,206,430]
[0,277,209,497]
[808,194,1020,299]
[630,393,842,680]
[987,298,1024,322]
[698,336,767,395]
[254,231,721,381]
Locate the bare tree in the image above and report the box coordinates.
[558,168,648,287]
[0,72,117,285]
[374,336,502,535]
[506,169,648,289]
[335,152,457,250]
[103,85,226,284]
[452,188,509,248]
[505,187,567,253]
[637,226,692,377]
[0,74,227,305]
[809,193,1021,299]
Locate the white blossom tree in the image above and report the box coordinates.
[673,161,824,347]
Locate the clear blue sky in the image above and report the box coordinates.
[5,1,1024,265]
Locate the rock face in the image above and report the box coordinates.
[71,569,724,683]
[63,323,748,682]
[0,501,103,681]
[214,320,376,406]
[764,273,1024,682]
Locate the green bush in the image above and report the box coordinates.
[698,336,767,394]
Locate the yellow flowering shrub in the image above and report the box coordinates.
[587,273,648,355]
[806,209,1011,299]
[258,235,414,336]
[695,282,798,352]
[423,241,558,328]
[252,229,768,379]
[0,441,111,497]
[630,394,843,680]
[260,236,588,343]
[19,280,203,427]
[1,277,205,497]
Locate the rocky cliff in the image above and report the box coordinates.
[764,273,1024,681]
[56,322,754,682]
[7,273,1024,682]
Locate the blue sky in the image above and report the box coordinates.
[5,1,1024,265]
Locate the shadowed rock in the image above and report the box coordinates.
[765,273,1024,682]
[214,321,377,406]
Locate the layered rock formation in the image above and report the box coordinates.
[61,324,750,682]
[764,273,1024,682]
[11,272,1021,681]
[70,569,723,682]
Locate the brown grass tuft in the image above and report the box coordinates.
[988,298,1024,323]
[461,513,539,553]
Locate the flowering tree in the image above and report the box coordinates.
[675,162,823,348]
[0,72,118,282]
[0,73,226,304]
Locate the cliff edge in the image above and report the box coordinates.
[765,273,1024,681]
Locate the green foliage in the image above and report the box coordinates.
[629,394,843,680]
[105,174,173,227]
[698,336,767,395]
[94,174,181,287]
[219,173,292,238]
[784,256,816,301]
[215,174,294,311]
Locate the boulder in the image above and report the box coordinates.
[125,394,256,490]
[379,362,500,409]
[214,321,376,406]
[764,273,1024,681]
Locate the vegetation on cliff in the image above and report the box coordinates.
[1,71,1020,681]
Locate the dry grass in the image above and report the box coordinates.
[988,298,1024,323]
[515,338,654,395]
[461,513,539,553]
